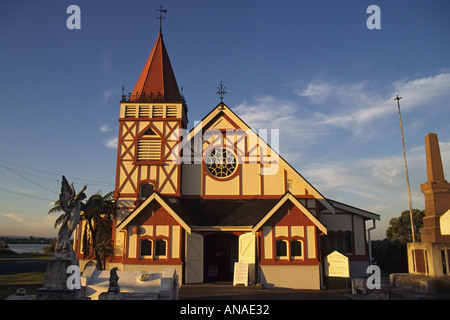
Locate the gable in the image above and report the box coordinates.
[127,202,179,227]
[117,192,191,233]
[180,103,335,214]
[253,192,327,234]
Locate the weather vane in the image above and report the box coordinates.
[216,81,227,103]
[156,5,167,34]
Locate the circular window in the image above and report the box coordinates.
[205,147,237,178]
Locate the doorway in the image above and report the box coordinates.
[203,233,238,282]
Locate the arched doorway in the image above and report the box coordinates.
[203,233,238,282]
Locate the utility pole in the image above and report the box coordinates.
[395,95,416,243]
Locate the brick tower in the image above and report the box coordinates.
[420,133,450,243]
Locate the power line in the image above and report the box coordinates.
[0,187,55,202]
[0,163,59,195]
[0,159,114,187]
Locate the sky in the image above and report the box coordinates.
[0,0,449,239]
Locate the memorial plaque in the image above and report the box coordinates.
[233,262,248,286]
[325,251,349,278]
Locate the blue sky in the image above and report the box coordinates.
[0,0,449,239]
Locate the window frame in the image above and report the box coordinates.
[290,239,304,260]
[154,239,168,259]
[139,181,155,199]
[275,239,289,260]
[139,239,153,258]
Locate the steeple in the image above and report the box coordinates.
[130,33,182,103]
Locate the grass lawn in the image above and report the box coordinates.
[0,272,46,299]
[0,253,51,299]
[0,272,45,300]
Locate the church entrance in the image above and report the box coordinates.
[203,233,238,282]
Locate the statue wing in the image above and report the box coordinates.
[60,175,75,213]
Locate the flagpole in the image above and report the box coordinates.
[395,95,416,243]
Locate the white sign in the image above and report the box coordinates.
[233,262,248,286]
[325,251,349,278]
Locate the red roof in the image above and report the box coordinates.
[131,33,181,102]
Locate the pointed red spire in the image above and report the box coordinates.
[131,33,182,102]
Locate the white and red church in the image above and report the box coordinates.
[73,29,380,289]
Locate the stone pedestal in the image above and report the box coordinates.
[407,242,450,277]
[36,252,87,300]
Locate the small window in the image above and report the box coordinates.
[138,105,150,117]
[137,140,161,161]
[139,182,154,198]
[166,105,178,117]
[291,240,303,258]
[140,239,152,257]
[276,240,287,258]
[125,105,137,117]
[155,239,167,257]
[345,233,353,255]
[152,105,164,117]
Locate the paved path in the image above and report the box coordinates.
[179,284,350,300]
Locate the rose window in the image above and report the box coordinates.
[205,147,237,178]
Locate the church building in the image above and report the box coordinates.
[74,28,380,290]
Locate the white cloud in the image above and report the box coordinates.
[102,89,116,105]
[233,96,332,153]
[0,212,55,231]
[105,137,118,149]
[1,213,27,224]
[296,72,450,136]
[99,124,111,133]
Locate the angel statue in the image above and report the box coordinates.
[54,176,87,257]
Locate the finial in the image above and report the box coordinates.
[156,5,167,34]
[216,81,227,103]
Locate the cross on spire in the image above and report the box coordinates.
[156,5,167,34]
[216,81,227,103]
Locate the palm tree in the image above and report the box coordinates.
[49,190,115,270]
[80,191,115,270]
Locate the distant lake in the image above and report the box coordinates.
[7,243,47,254]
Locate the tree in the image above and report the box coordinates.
[386,209,425,243]
[80,191,115,270]
[49,190,115,270]
[371,239,408,273]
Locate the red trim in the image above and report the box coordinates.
[181,194,316,199]
[112,204,185,265]
[259,259,321,266]
[257,202,321,266]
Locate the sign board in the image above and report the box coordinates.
[324,251,349,278]
[233,262,248,286]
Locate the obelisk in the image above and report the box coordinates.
[420,133,450,243]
